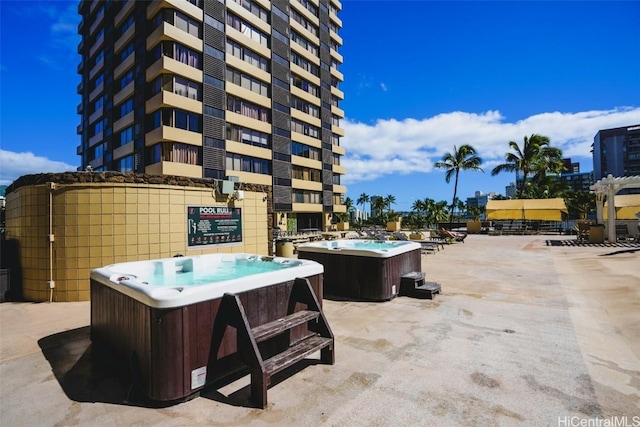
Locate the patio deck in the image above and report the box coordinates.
[1,235,638,426]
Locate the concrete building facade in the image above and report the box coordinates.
[592,125,640,181]
[77,0,346,232]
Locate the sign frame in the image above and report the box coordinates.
[187,206,243,249]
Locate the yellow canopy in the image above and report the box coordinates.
[486,198,568,221]
[603,194,640,220]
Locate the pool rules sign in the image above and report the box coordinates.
[187,206,243,248]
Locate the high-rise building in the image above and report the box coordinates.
[592,125,640,180]
[77,0,346,230]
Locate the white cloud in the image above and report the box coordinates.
[341,107,640,184]
[0,150,76,186]
[380,82,388,92]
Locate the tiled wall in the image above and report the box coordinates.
[4,183,269,302]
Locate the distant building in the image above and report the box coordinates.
[505,183,517,199]
[592,125,640,180]
[350,208,368,223]
[563,158,580,174]
[558,157,594,193]
[466,191,497,209]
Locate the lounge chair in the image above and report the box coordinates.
[393,232,440,253]
[616,224,632,242]
[436,228,467,243]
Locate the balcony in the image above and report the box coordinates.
[145,161,203,178]
[113,81,135,107]
[146,0,203,22]
[145,55,202,83]
[89,131,103,148]
[113,52,135,80]
[146,21,202,52]
[89,58,104,80]
[114,0,135,28]
[89,32,104,57]
[114,21,135,54]
[88,106,104,125]
[145,90,202,115]
[145,125,203,147]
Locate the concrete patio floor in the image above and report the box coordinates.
[1,235,639,426]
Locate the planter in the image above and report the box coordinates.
[336,222,349,231]
[386,219,402,232]
[409,232,424,240]
[466,221,482,234]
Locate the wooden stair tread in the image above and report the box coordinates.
[263,335,333,376]
[251,310,320,342]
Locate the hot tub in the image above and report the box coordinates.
[90,253,324,401]
[297,239,421,301]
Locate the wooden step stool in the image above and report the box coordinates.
[400,271,441,299]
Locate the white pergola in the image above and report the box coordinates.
[590,175,640,242]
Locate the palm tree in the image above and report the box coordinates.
[491,134,564,198]
[428,200,450,227]
[371,196,387,220]
[383,194,396,214]
[434,144,484,221]
[411,199,426,214]
[344,196,354,212]
[341,196,354,222]
[356,193,369,216]
[565,191,596,220]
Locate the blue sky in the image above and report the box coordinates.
[1,1,640,211]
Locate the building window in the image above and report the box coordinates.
[333,154,340,165]
[119,70,134,90]
[118,155,134,172]
[230,0,268,22]
[119,42,134,62]
[149,108,201,132]
[291,30,318,56]
[292,190,322,204]
[226,39,268,71]
[93,73,104,90]
[152,142,200,164]
[291,119,319,138]
[151,74,201,100]
[293,165,322,182]
[226,153,271,175]
[332,173,340,184]
[117,126,133,147]
[273,29,289,45]
[226,95,270,122]
[290,7,318,36]
[153,41,201,69]
[292,96,319,118]
[117,14,134,37]
[291,74,318,97]
[227,13,268,46]
[331,134,340,146]
[292,141,320,160]
[204,14,224,32]
[119,97,133,118]
[226,67,269,96]
[297,0,318,16]
[226,124,271,148]
[291,52,319,76]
